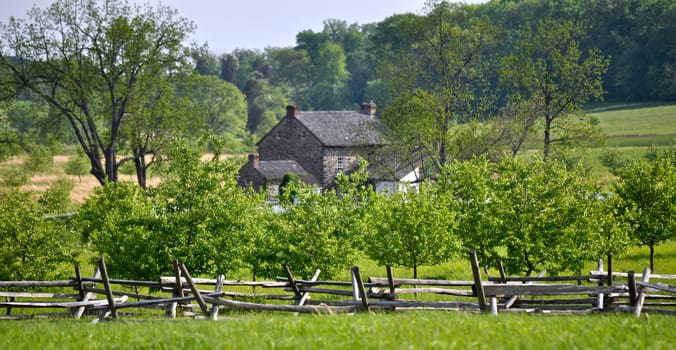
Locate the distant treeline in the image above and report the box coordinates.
[188,0,674,135]
[2,0,673,164]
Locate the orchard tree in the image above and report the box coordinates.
[614,149,676,272]
[365,182,460,279]
[79,137,267,280]
[0,187,79,281]
[77,181,161,280]
[252,166,373,280]
[501,19,609,160]
[437,156,501,267]
[492,157,604,276]
[0,0,195,187]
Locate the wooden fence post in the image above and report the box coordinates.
[74,265,101,319]
[97,257,118,320]
[469,250,487,311]
[351,266,370,312]
[166,259,185,318]
[634,268,651,318]
[178,262,209,315]
[490,297,498,316]
[498,259,507,284]
[283,265,302,299]
[210,274,224,320]
[627,271,637,306]
[607,253,613,286]
[297,269,320,306]
[386,265,396,299]
[596,259,604,310]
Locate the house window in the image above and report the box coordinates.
[337,156,345,172]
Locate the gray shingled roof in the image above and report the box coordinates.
[256,160,318,184]
[295,111,385,147]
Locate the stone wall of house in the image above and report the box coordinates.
[258,117,325,184]
[237,163,266,191]
[322,148,358,186]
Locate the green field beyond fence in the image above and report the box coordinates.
[586,102,676,147]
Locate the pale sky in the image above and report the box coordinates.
[1,0,487,54]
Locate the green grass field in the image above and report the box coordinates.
[586,102,676,147]
[0,312,673,349]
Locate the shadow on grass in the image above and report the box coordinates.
[585,102,674,113]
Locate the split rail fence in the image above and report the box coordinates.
[1,252,674,322]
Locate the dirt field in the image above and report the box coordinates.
[5,155,159,204]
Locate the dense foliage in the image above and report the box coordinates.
[1,144,672,281]
[365,183,460,279]
[614,148,676,272]
[0,186,79,281]
[78,138,267,280]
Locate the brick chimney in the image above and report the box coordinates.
[249,153,259,167]
[286,105,300,117]
[360,102,376,115]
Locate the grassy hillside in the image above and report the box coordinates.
[585,102,676,147]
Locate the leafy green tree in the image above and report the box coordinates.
[64,150,90,182]
[610,0,676,100]
[279,173,301,203]
[0,187,78,281]
[492,157,605,276]
[190,43,220,76]
[585,192,632,265]
[365,182,459,279]
[78,181,161,280]
[119,72,193,189]
[79,137,267,280]
[0,99,70,161]
[0,0,194,187]
[379,2,497,171]
[310,42,351,110]
[254,167,372,280]
[269,47,312,107]
[437,156,501,267]
[151,138,266,277]
[614,149,676,272]
[178,74,248,149]
[501,19,609,160]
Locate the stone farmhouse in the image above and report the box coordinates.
[238,103,420,196]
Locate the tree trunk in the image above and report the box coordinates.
[134,155,147,190]
[87,151,107,186]
[543,115,553,161]
[650,244,655,273]
[104,147,118,183]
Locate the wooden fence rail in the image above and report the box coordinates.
[1,254,674,321]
